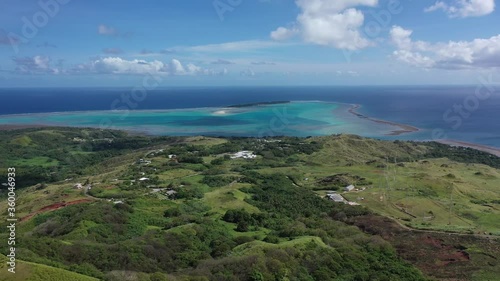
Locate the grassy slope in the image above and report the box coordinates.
[0,254,98,281]
[248,134,500,235]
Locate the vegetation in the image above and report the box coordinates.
[1,128,499,281]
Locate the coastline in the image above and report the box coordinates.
[0,124,49,131]
[347,104,420,136]
[437,140,500,157]
[1,124,499,158]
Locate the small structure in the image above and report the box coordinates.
[138,159,152,165]
[139,177,150,181]
[166,190,177,196]
[168,154,177,159]
[73,183,83,189]
[326,193,346,203]
[344,185,355,192]
[231,151,257,159]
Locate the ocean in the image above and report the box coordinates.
[0,86,499,148]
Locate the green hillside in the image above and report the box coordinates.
[1,128,499,281]
[0,254,98,281]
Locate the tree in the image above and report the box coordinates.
[236,221,249,232]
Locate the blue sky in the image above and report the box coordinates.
[0,0,499,87]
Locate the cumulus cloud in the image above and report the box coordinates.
[390,25,500,69]
[270,0,378,50]
[73,57,227,76]
[424,0,495,18]
[270,27,298,41]
[12,56,60,74]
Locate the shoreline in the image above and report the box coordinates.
[0,124,49,131]
[1,124,499,157]
[347,104,420,136]
[436,139,500,157]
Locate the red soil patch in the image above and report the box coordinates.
[20,199,93,222]
[424,235,445,248]
[349,215,483,281]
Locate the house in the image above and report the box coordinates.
[168,154,177,159]
[73,183,83,189]
[326,193,346,203]
[344,185,355,192]
[231,151,257,159]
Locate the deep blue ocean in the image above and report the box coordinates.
[0,86,499,147]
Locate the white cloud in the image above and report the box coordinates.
[12,56,60,74]
[270,27,298,41]
[390,25,500,69]
[98,24,132,37]
[211,59,234,65]
[389,26,413,49]
[169,59,185,74]
[183,40,282,53]
[270,0,378,50]
[424,0,495,18]
[92,57,165,74]
[392,50,435,68]
[74,57,227,76]
[240,68,256,77]
[98,24,117,36]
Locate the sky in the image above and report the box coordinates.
[0,0,499,87]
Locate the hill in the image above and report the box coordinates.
[0,128,499,281]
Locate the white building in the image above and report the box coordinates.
[231,151,257,159]
[344,185,355,192]
[326,193,346,203]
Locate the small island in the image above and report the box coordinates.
[227,101,291,108]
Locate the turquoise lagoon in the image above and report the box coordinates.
[0,102,412,138]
